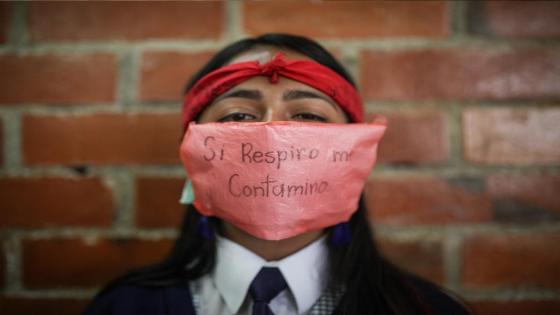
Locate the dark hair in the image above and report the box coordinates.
[97,33,445,314]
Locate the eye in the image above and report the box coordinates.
[218,112,257,122]
[292,112,327,122]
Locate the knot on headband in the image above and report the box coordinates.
[259,53,287,83]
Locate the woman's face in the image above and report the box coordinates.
[197,49,349,124]
[194,49,349,255]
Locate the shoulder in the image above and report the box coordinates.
[409,276,472,315]
[82,283,196,315]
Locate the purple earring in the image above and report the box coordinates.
[196,215,214,240]
[331,222,352,247]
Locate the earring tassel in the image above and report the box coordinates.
[331,222,352,247]
[196,216,214,240]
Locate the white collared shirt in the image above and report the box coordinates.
[190,235,329,315]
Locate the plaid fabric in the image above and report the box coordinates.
[307,287,343,315]
[190,280,202,314]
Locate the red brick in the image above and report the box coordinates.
[28,2,223,42]
[361,48,560,101]
[0,53,116,104]
[366,177,492,225]
[487,175,560,222]
[0,297,89,315]
[22,113,182,165]
[463,108,560,165]
[22,237,173,288]
[0,177,113,228]
[372,110,449,165]
[462,234,560,290]
[243,1,448,38]
[470,300,560,315]
[140,51,213,101]
[377,238,444,285]
[0,3,9,44]
[135,177,185,228]
[469,2,560,39]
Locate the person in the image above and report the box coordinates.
[83,33,470,315]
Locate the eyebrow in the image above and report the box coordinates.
[282,89,338,110]
[215,88,339,111]
[214,89,263,102]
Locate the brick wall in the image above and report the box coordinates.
[0,2,559,314]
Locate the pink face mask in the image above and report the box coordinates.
[179,120,386,240]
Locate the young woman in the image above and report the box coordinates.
[84,33,470,315]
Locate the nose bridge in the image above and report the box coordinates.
[254,76,290,122]
[263,106,286,122]
[261,90,287,122]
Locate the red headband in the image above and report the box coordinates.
[182,52,364,130]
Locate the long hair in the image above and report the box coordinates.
[97,33,435,314]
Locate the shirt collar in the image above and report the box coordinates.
[212,235,329,314]
[275,236,329,313]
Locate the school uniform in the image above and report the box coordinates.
[83,236,469,315]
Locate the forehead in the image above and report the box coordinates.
[222,48,340,109]
[225,48,321,93]
[223,76,322,94]
[226,47,313,66]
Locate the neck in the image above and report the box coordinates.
[221,222,324,261]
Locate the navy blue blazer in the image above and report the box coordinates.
[83,284,196,315]
[82,278,470,315]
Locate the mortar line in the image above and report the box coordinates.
[444,233,462,291]
[337,44,361,91]
[450,0,468,38]
[104,168,135,231]
[3,100,557,116]
[0,40,557,58]
[116,48,137,109]
[1,37,558,55]
[8,1,27,47]
[225,0,245,41]
[4,234,22,292]
[376,224,560,238]
[365,101,560,111]
[448,102,465,169]
[9,228,178,240]
[2,110,23,171]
